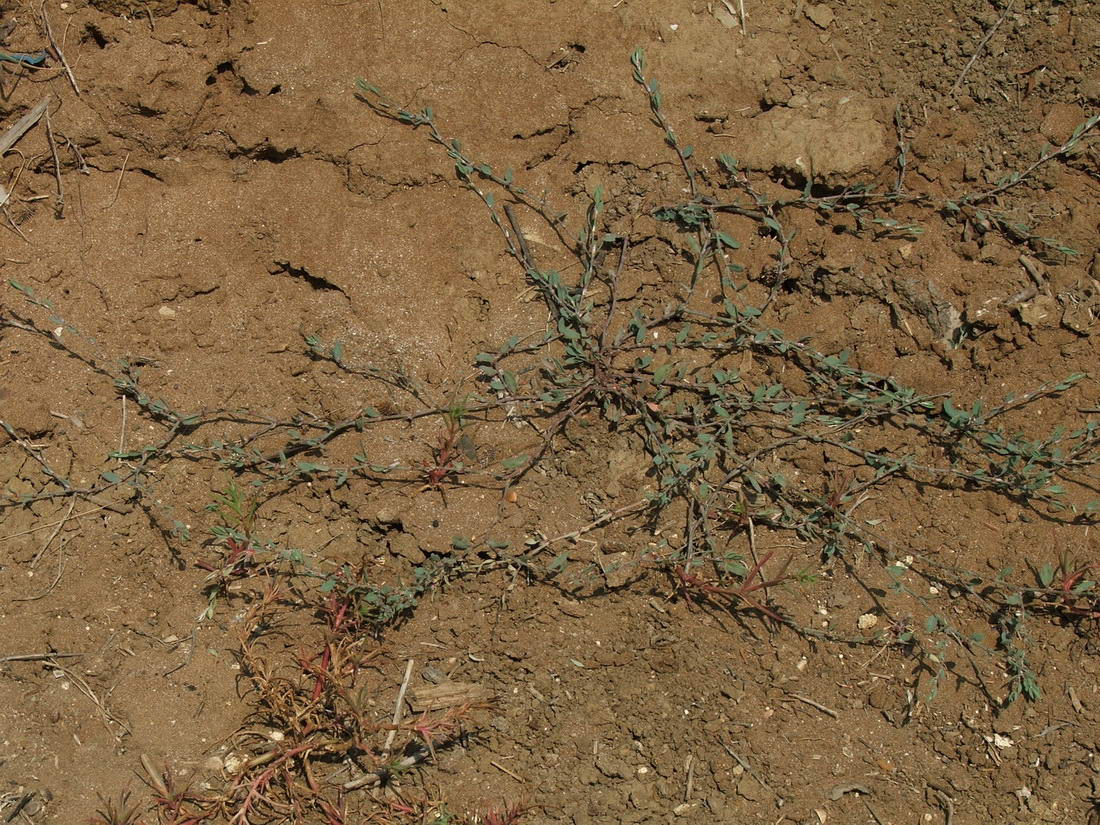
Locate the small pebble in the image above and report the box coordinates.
[422,664,447,684]
[806,4,835,28]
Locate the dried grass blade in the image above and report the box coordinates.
[0,96,50,156]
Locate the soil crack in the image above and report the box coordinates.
[270,260,346,295]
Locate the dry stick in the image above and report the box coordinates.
[719,742,780,801]
[0,651,82,663]
[503,203,535,270]
[1,204,28,241]
[51,660,131,738]
[381,658,414,755]
[140,754,170,798]
[43,104,63,217]
[2,424,68,489]
[118,395,127,457]
[527,499,647,556]
[746,513,769,605]
[950,0,1014,95]
[1,179,27,230]
[1019,254,1045,290]
[103,151,129,211]
[29,497,75,568]
[1,792,33,821]
[738,0,746,34]
[931,788,955,825]
[892,106,909,194]
[598,235,629,351]
[162,626,198,676]
[65,135,88,173]
[0,160,16,211]
[341,751,423,791]
[490,759,524,782]
[0,96,50,155]
[863,799,889,825]
[786,691,839,719]
[17,536,68,602]
[0,503,113,541]
[684,753,695,801]
[40,2,79,96]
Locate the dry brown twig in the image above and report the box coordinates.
[526,498,647,556]
[0,96,50,155]
[103,150,129,210]
[951,0,1015,95]
[43,102,63,216]
[15,534,70,601]
[39,1,80,95]
[0,502,113,540]
[931,787,956,825]
[50,658,132,738]
[491,759,524,782]
[382,658,414,755]
[139,753,171,798]
[785,691,839,719]
[0,651,82,663]
[341,751,423,791]
[28,497,76,568]
[0,98,50,240]
[719,741,781,802]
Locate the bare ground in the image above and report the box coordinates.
[1,1,1099,824]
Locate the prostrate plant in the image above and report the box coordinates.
[0,44,1095,825]
[356,51,1100,706]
